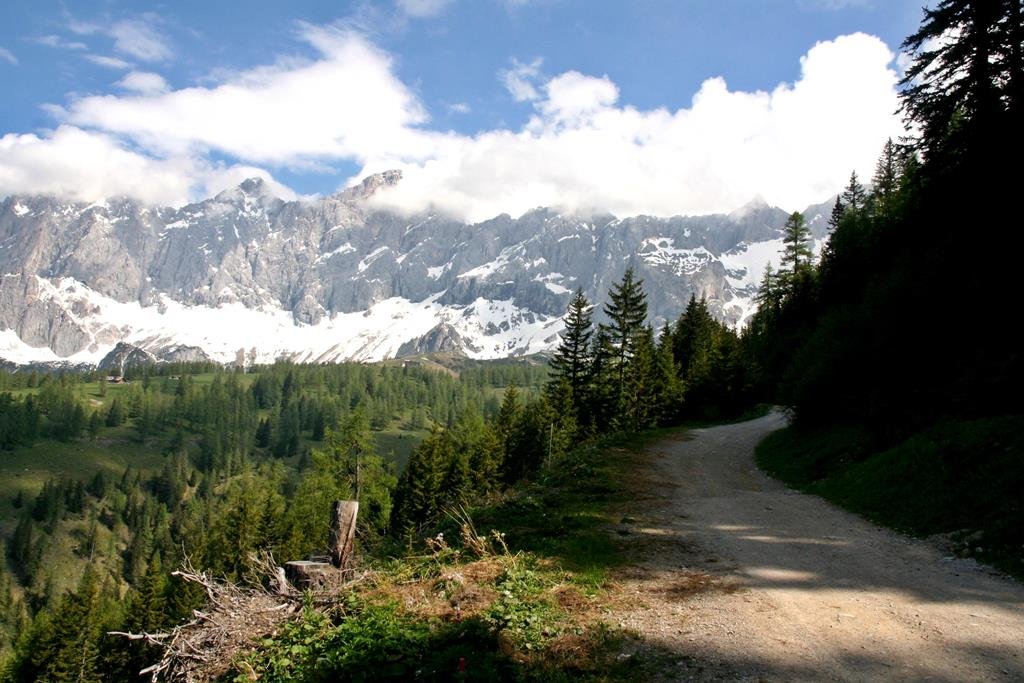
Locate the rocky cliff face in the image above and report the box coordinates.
[0,172,832,365]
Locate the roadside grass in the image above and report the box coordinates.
[230,428,688,682]
[757,415,1024,579]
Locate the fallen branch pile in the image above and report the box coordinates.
[110,553,349,682]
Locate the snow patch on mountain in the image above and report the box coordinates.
[8,275,560,365]
[721,238,786,288]
[0,177,836,366]
[639,238,715,276]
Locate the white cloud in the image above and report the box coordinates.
[368,32,906,221]
[67,13,172,63]
[0,47,17,66]
[536,71,618,125]
[0,126,295,206]
[1,28,905,223]
[116,71,169,94]
[500,57,544,102]
[448,102,471,114]
[85,54,132,70]
[67,26,431,165]
[396,0,454,18]
[33,35,88,50]
[0,126,193,205]
[109,17,173,62]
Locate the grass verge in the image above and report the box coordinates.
[757,415,1024,579]
[229,431,685,681]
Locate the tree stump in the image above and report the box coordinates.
[329,500,359,570]
[282,500,359,591]
[283,561,345,591]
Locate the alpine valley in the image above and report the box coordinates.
[0,171,832,368]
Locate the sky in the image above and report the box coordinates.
[0,0,925,221]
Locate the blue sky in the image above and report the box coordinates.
[0,0,924,219]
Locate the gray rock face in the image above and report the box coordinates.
[0,173,835,365]
[98,342,157,374]
[157,344,212,364]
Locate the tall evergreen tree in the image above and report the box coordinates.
[602,267,649,412]
[871,138,900,220]
[754,264,781,315]
[900,0,1017,155]
[841,171,866,213]
[828,196,845,230]
[548,288,594,406]
[779,211,813,285]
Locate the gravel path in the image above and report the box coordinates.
[612,411,1024,681]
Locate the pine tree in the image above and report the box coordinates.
[87,411,101,440]
[105,398,125,427]
[900,0,1017,155]
[672,294,716,381]
[391,428,446,533]
[653,327,684,424]
[871,138,900,220]
[841,171,866,213]
[548,288,594,409]
[754,264,781,315]
[828,196,845,230]
[494,384,521,452]
[603,267,649,407]
[621,326,658,431]
[44,566,106,682]
[780,211,813,286]
[585,326,617,430]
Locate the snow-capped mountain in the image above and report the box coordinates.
[0,171,832,366]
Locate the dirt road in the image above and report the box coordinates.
[612,411,1024,681]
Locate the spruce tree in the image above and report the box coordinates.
[672,294,716,381]
[900,0,1016,155]
[754,264,781,315]
[871,138,900,220]
[44,567,105,682]
[585,326,617,430]
[494,384,521,452]
[841,171,866,213]
[828,196,845,230]
[391,428,445,532]
[603,267,649,392]
[548,288,594,408]
[621,326,658,431]
[780,211,813,287]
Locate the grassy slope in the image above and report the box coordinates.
[757,416,1024,578]
[231,430,684,682]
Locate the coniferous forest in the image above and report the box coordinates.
[0,0,1021,679]
[749,0,1023,573]
[0,264,754,679]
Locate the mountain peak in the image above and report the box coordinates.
[213,176,283,206]
[728,195,771,220]
[238,177,267,195]
[339,170,403,201]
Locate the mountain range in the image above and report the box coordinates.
[0,171,833,368]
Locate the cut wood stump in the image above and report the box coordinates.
[282,500,359,591]
[330,500,359,570]
[284,561,345,591]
